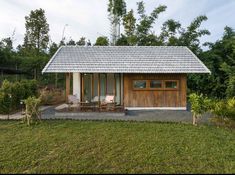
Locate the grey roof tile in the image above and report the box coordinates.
[42,46,210,73]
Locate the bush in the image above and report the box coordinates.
[0,92,12,118]
[189,93,210,125]
[23,96,41,126]
[39,87,65,105]
[210,98,235,119]
[226,98,235,120]
[0,79,38,114]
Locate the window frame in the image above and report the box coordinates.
[149,80,163,89]
[164,80,179,90]
[132,79,179,91]
[133,80,147,90]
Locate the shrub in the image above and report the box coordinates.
[0,92,12,118]
[189,93,204,125]
[189,93,212,125]
[210,98,235,119]
[227,97,235,120]
[0,79,38,114]
[211,99,228,118]
[23,96,41,126]
[226,76,235,98]
[40,87,65,105]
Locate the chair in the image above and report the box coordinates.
[100,95,115,111]
[68,95,79,110]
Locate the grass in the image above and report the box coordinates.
[0,120,234,174]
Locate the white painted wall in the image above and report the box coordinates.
[73,73,81,101]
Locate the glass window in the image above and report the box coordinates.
[115,74,121,105]
[165,81,177,89]
[133,80,146,89]
[100,74,106,97]
[83,74,92,102]
[150,80,162,88]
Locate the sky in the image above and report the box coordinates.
[0,0,235,49]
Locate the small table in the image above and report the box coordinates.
[78,101,98,112]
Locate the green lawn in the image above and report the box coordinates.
[0,120,234,174]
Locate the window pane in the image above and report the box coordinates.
[83,74,92,102]
[133,80,146,89]
[165,81,177,88]
[100,74,106,98]
[150,80,162,88]
[115,74,121,105]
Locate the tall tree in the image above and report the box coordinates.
[136,1,166,45]
[136,1,166,36]
[178,15,210,54]
[160,19,181,45]
[0,37,14,68]
[49,42,59,57]
[108,0,126,45]
[76,37,86,46]
[122,9,137,46]
[66,39,76,46]
[23,8,49,55]
[95,37,109,46]
[123,9,136,36]
[188,26,235,98]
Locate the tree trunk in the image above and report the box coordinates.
[55,73,58,88]
[34,69,37,80]
[193,114,197,126]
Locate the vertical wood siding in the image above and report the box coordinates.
[123,73,187,107]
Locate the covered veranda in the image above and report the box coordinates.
[64,72,124,112]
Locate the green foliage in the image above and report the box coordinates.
[23,8,50,55]
[211,99,228,118]
[49,42,59,57]
[188,26,235,98]
[160,19,181,45]
[178,15,210,54]
[108,0,126,17]
[66,39,76,46]
[226,76,235,97]
[189,93,205,116]
[189,93,212,125]
[189,92,235,122]
[227,98,235,120]
[0,80,38,114]
[136,1,167,36]
[23,96,41,126]
[95,36,109,46]
[122,9,136,36]
[76,37,86,46]
[0,80,13,115]
[211,98,235,120]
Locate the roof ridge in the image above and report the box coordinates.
[62,45,187,48]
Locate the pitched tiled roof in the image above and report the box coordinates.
[42,46,210,73]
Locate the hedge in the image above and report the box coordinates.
[0,79,38,114]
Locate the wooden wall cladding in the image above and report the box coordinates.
[123,73,187,107]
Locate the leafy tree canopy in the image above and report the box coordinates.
[23,8,50,56]
[95,36,109,46]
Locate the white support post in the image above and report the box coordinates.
[73,73,81,101]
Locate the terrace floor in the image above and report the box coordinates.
[0,104,212,124]
[40,105,212,124]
